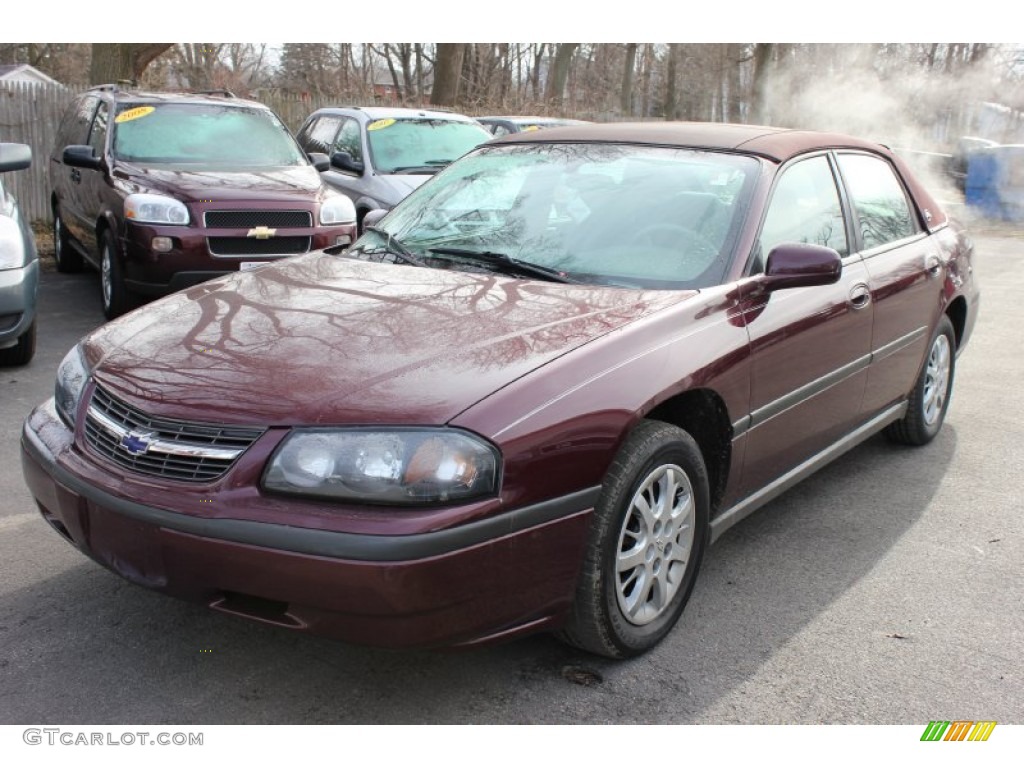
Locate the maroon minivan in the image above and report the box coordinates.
[23,123,979,658]
[49,86,357,318]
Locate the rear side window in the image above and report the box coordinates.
[837,153,919,250]
[759,155,848,262]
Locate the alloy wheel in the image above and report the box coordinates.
[922,333,951,426]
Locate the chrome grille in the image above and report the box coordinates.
[204,210,312,228]
[83,386,265,482]
[207,236,311,257]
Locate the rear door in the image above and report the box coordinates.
[76,100,111,254]
[736,153,873,494]
[835,152,940,414]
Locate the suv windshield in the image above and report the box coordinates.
[112,103,307,166]
[361,143,759,289]
[367,118,490,174]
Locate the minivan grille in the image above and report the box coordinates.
[204,210,313,229]
[83,386,265,482]
[207,236,311,257]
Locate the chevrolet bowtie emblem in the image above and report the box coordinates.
[247,226,277,239]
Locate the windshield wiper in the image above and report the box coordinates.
[360,227,427,267]
[391,165,444,174]
[427,247,576,283]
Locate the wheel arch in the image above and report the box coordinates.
[945,295,968,349]
[644,388,733,513]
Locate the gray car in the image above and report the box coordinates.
[295,106,491,228]
[0,143,38,366]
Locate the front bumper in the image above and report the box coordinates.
[120,223,354,297]
[21,399,595,649]
[0,260,38,346]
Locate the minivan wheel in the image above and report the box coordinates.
[558,420,710,658]
[885,315,956,446]
[99,230,134,319]
[52,207,83,273]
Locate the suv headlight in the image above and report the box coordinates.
[125,193,189,225]
[320,194,356,226]
[263,428,500,505]
[55,345,89,427]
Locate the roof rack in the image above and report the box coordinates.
[192,89,236,98]
[89,81,136,93]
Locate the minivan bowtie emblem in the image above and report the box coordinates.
[120,430,155,456]
[247,226,276,239]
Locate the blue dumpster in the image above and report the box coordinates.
[967,145,1024,222]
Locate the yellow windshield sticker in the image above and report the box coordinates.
[522,125,542,131]
[367,118,396,131]
[115,106,155,123]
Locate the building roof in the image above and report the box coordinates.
[0,64,60,86]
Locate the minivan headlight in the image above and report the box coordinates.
[55,345,89,427]
[125,193,190,225]
[320,194,356,226]
[263,428,499,505]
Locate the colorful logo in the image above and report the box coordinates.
[920,721,997,741]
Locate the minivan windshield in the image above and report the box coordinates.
[366,118,491,174]
[112,103,307,167]
[357,143,759,289]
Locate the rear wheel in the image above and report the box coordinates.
[885,315,956,446]
[559,420,710,658]
[0,320,36,366]
[52,206,83,273]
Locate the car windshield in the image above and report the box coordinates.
[357,143,760,289]
[367,118,491,174]
[112,103,307,166]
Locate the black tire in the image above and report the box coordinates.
[0,320,36,367]
[558,419,710,659]
[99,229,135,319]
[885,314,956,446]
[52,205,83,273]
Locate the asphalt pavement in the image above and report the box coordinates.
[1,233,1020,724]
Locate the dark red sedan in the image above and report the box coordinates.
[22,123,979,658]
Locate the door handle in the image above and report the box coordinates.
[925,254,942,277]
[849,283,871,309]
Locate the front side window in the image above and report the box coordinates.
[837,153,919,250]
[58,96,99,147]
[299,116,341,155]
[112,104,307,167]
[88,102,109,155]
[357,143,760,290]
[366,119,491,174]
[758,155,848,267]
[334,118,363,164]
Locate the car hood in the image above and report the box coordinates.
[84,253,695,426]
[378,173,432,202]
[112,163,324,202]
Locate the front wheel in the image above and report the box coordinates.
[99,230,135,319]
[885,314,956,446]
[0,320,36,367]
[559,420,710,658]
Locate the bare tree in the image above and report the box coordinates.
[89,44,173,84]
[431,43,465,106]
[545,43,578,106]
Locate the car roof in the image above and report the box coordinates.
[488,121,949,232]
[88,87,270,111]
[491,121,893,163]
[311,106,479,123]
[481,116,588,124]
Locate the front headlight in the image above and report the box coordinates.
[263,428,500,505]
[55,345,89,427]
[319,194,356,226]
[124,193,189,225]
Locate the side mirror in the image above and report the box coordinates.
[62,145,103,170]
[307,152,330,172]
[761,243,842,292]
[361,208,389,231]
[331,151,365,175]
[0,143,31,173]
